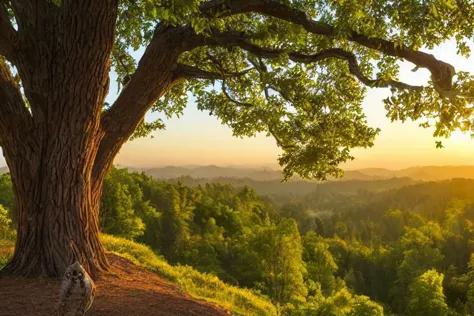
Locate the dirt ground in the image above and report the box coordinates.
[0,254,230,316]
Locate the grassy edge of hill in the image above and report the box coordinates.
[0,235,277,316]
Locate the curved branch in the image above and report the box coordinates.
[174,63,255,107]
[192,32,422,91]
[93,26,190,185]
[268,126,296,150]
[247,57,271,100]
[195,0,456,92]
[220,78,254,107]
[206,52,255,107]
[0,3,18,60]
[305,49,422,91]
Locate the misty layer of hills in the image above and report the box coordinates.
[3,165,474,183]
[121,165,474,182]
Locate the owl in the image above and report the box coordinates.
[58,261,96,316]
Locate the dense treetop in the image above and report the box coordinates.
[115,0,474,179]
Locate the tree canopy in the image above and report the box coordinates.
[407,269,449,316]
[2,0,473,182]
[112,0,474,180]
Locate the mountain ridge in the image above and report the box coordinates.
[3,165,474,181]
[123,164,474,182]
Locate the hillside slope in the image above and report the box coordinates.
[0,236,275,316]
[0,254,228,316]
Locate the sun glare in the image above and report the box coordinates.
[449,131,472,143]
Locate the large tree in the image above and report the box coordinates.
[0,0,473,277]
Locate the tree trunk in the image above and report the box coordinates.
[1,89,111,277]
[0,0,120,278]
[3,146,109,277]
[0,1,184,278]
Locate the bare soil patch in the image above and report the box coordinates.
[0,254,229,316]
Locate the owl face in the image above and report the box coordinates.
[64,261,86,283]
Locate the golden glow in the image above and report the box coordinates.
[449,131,472,143]
[111,40,474,170]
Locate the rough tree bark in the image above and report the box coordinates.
[0,1,191,278]
[0,0,120,277]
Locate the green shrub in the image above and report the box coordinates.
[0,239,14,270]
[0,205,15,240]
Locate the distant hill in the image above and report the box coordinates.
[3,164,474,182]
[356,168,397,178]
[358,166,474,181]
[337,170,383,181]
[129,165,283,181]
[126,165,474,182]
[169,176,417,201]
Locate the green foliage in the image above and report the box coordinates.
[350,295,384,316]
[283,287,384,316]
[391,226,445,312]
[0,205,14,240]
[302,231,338,295]
[194,57,379,181]
[101,168,160,240]
[101,181,145,239]
[251,219,307,304]
[105,0,474,181]
[0,239,14,270]
[407,269,448,316]
[0,174,14,223]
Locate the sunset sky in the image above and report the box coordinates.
[113,40,474,170]
[1,40,473,170]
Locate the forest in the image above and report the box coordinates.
[3,167,474,315]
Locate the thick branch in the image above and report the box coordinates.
[197,0,456,92]
[0,2,18,60]
[299,48,422,91]
[93,26,190,184]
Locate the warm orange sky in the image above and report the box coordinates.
[114,40,474,170]
[0,41,473,170]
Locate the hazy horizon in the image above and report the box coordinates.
[116,163,474,172]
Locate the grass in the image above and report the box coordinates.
[0,235,277,316]
[100,234,277,316]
